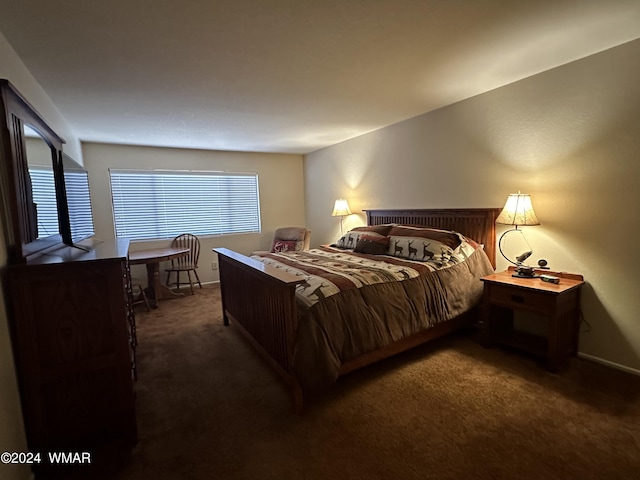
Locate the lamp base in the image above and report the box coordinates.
[512,272,539,279]
[512,266,538,278]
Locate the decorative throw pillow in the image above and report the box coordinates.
[351,224,395,236]
[333,231,385,250]
[354,234,390,255]
[387,225,462,250]
[386,235,455,263]
[273,240,298,252]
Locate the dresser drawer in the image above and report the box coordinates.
[488,283,554,315]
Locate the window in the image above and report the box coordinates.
[29,166,59,239]
[109,169,261,240]
[64,168,95,243]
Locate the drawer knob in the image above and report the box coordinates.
[511,294,525,303]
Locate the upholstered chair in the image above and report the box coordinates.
[269,227,311,252]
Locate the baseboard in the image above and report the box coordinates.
[578,352,640,376]
[201,280,220,285]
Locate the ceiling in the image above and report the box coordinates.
[1,0,639,155]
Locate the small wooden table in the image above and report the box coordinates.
[129,247,190,308]
[481,266,584,372]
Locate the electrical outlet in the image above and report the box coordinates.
[211,261,218,270]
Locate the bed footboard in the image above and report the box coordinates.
[213,248,305,411]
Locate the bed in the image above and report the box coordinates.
[214,208,500,411]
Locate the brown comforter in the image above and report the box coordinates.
[252,246,494,390]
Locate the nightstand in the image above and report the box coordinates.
[481,266,584,372]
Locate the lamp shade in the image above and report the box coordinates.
[496,193,540,226]
[331,198,352,217]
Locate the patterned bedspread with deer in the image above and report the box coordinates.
[251,244,494,390]
[251,244,473,309]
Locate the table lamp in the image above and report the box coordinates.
[496,192,540,278]
[331,198,352,233]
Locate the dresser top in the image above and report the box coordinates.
[22,238,130,266]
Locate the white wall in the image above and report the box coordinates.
[305,39,640,373]
[0,30,83,480]
[82,142,305,284]
[0,33,82,163]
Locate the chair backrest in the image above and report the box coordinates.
[270,227,311,253]
[171,233,200,267]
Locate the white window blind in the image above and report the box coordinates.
[109,169,261,240]
[65,169,95,242]
[29,166,59,238]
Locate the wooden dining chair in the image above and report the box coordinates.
[165,233,202,294]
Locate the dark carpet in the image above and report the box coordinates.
[79,284,640,479]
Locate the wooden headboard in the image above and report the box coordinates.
[364,208,501,269]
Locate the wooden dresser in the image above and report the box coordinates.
[5,239,137,469]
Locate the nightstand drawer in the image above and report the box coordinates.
[488,284,554,315]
